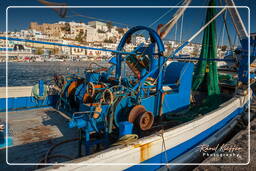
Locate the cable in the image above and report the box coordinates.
[68,10,132,28]
[44,137,80,163]
[148,0,183,29]
[38,155,73,165]
[35,138,80,169]
[219,0,233,50]
[217,14,225,48]
[220,15,226,47]
[88,62,108,70]
[139,0,183,36]
[174,21,178,42]
[179,14,184,44]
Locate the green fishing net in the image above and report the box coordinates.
[192,0,220,96]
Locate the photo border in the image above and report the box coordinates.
[5,5,251,167]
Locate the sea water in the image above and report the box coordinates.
[0,61,110,87]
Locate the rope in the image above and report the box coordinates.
[107,95,123,134]
[148,1,183,29]
[139,0,182,35]
[220,13,226,47]
[43,137,80,163]
[217,11,225,47]
[158,130,169,167]
[222,11,233,50]
[112,134,138,146]
[106,84,138,133]
[233,34,238,48]
[174,20,178,42]
[179,14,184,44]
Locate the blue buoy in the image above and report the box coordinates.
[0,123,13,148]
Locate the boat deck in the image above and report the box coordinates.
[0,107,80,171]
[0,94,232,171]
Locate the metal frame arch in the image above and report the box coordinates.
[115,26,165,78]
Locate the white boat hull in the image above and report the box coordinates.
[39,93,249,171]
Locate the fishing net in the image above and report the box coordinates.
[192,0,220,96]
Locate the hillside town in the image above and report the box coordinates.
[0,20,227,62]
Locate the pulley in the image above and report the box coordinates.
[128,105,154,131]
[102,88,114,104]
[137,111,154,131]
[86,82,107,97]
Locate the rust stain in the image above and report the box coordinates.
[133,142,152,162]
[160,92,166,116]
[18,125,56,144]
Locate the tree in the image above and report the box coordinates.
[52,48,59,55]
[116,28,125,34]
[109,36,117,43]
[61,23,71,32]
[35,48,44,55]
[75,30,84,43]
[104,39,114,43]
[191,47,200,56]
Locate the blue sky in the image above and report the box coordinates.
[0,0,255,45]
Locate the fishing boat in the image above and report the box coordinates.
[0,0,255,170]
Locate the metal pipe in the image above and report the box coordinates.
[0,37,135,55]
[172,57,235,62]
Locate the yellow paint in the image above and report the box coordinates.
[133,142,152,162]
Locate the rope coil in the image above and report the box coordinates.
[31,84,48,101]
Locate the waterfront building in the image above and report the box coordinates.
[131,35,146,45]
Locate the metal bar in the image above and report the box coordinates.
[39,80,44,97]
[0,37,135,55]
[172,57,235,62]
[133,8,227,91]
[166,7,227,59]
[224,0,249,40]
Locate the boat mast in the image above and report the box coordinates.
[224,0,249,41]
[224,0,251,84]
[157,0,192,39]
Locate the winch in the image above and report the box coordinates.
[52,26,194,155]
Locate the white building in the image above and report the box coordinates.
[131,35,146,45]
[86,26,98,42]
[88,21,108,32]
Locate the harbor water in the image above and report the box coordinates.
[0,61,110,87]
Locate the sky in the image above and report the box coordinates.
[0,0,255,46]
